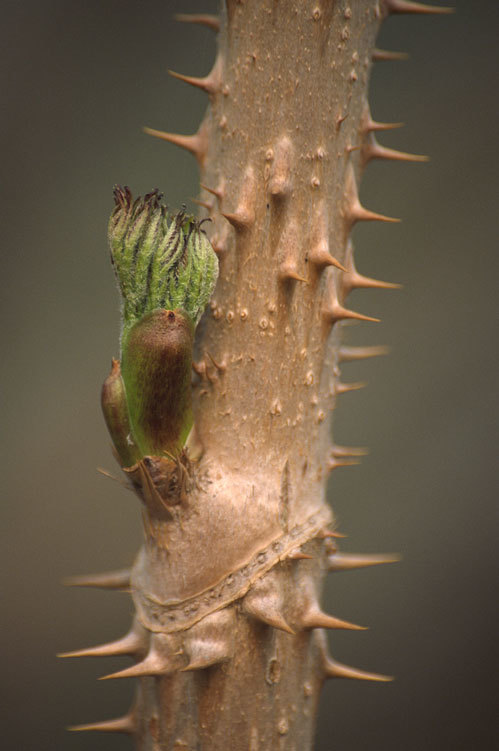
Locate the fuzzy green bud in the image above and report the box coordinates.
[108,186,218,346]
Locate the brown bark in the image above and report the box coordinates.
[66,0,451,748]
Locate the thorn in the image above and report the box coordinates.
[181,608,234,671]
[348,202,400,225]
[143,124,207,166]
[365,118,404,133]
[100,634,175,680]
[190,197,212,211]
[343,272,402,292]
[278,259,308,284]
[221,209,253,231]
[336,112,348,128]
[385,0,454,15]
[335,381,367,395]
[316,529,347,539]
[58,620,147,659]
[308,242,347,272]
[244,598,294,634]
[288,548,314,560]
[168,54,222,96]
[63,568,131,590]
[206,350,226,372]
[174,13,221,31]
[168,69,216,95]
[324,657,393,682]
[243,574,295,634]
[328,457,362,472]
[345,163,400,225]
[221,165,256,232]
[200,182,223,200]
[364,137,429,164]
[340,240,401,296]
[372,48,409,62]
[331,445,369,458]
[301,608,367,631]
[308,200,346,273]
[339,345,390,362]
[328,553,401,572]
[181,640,230,671]
[323,301,380,325]
[68,713,135,734]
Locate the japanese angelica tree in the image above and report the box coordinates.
[63,2,451,749]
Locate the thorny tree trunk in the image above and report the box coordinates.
[66,1,450,749]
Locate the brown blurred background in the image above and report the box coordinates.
[1,1,497,749]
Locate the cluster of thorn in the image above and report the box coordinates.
[63,534,399,736]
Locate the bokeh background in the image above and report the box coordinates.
[1,1,497,749]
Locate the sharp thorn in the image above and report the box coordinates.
[328,553,401,572]
[288,549,314,560]
[174,13,220,31]
[200,182,223,200]
[279,264,309,284]
[309,245,347,272]
[63,568,131,590]
[335,381,367,395]
[331,445,369,458]
[143,127,206,165]
[244,601,295,634]
[372,48,409,62]
[348,203,400,224]
[190,197,212,210]
[336,113,349,128]
[328,457,362,472]
[386,0,454,15]
[206,351,226,372]
[301,609,367,631]
[58,622,146,659]
[317,529,347,539]
[168,69,217,95]
[243,587,295,634]
[339,345,390,362]
[68,713,135,734]
[181,641,230,671]
[343,272,402,292]
[365,119,405,132]
[365,138,429,163]
[100,636,175,680]
[99,662,158,681]
[323,302,380,325]
[221,210,253,231]
[324,657,393,682]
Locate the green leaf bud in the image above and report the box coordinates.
[108,187,218,347]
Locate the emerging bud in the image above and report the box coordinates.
[120,309,194,459]
[109,187,218,346]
